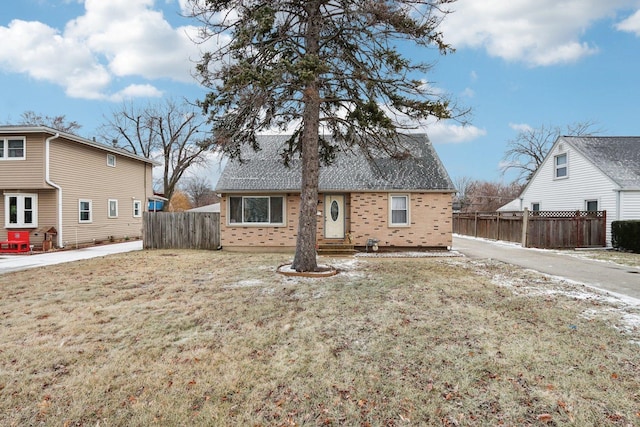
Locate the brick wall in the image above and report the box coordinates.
[220,192,452,250]
[350,192,452,248]
[219,194,299,249]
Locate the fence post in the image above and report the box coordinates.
[521,208,529,247]
[474,211,478,237]
[601,210,607,247]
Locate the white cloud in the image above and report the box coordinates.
[424,121,487,144]
[0,19,112,99]
[509,122,533,132]
[461,87,475,98]
[109,84,164,102]
[0,0,214,100]
[616,10,640,35]
[440,0,633,66]
[65,0,205,82]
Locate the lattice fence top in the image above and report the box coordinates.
[453,210,606,219]
[530,210,605,218]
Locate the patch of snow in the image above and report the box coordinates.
[356,251,462,258]
[454,257,640,345]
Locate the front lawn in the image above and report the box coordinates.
[1,250,639,426]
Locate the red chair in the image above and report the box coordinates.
[0,230,30,253]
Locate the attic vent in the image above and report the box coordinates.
[557,143,564,151]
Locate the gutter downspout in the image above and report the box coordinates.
[45,133,64,248]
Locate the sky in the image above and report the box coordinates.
[2,0,640,188]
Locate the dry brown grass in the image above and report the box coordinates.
[562,249,640,269]
[1,250,639,426]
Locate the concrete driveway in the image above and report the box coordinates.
[0,241,143,275]
[453,235,640,302]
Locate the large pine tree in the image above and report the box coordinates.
[189,0,460,271]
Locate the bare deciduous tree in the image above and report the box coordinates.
[501,121,602,184]
[17,111,81,134]
[100,99,215,205]
[452,175,474,211]
[460,180,523,212]
[182,176,219,208]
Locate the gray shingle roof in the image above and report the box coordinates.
[0,125,160,166]
[562,136,640,189]
[215,134,454,192]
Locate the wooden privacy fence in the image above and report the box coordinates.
[143,212,220,250]
[453,210,606,249]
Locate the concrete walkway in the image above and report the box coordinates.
[0,241,143,274]
[453,235,640,302]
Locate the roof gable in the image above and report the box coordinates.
[562,136,640,189]
[215,134,454,192]
[0,125,160,166]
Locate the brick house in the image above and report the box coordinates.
[215,134,455,251]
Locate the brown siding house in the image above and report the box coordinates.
[216,134,455,252]
[0,126,158,249]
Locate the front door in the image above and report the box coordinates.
[324,194,345,239]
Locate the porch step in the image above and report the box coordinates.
[317,243,356,256]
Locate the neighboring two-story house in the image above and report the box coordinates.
[515,136,640,246]
[215,134,455,252]
[0,126,159,250]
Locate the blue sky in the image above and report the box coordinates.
[2,0,640,186]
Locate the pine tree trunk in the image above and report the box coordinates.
[291,102,320,271]
[292,2,321,272]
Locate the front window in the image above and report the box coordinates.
[5,193,37,227]
[133,200,142,217]
[108,199,118,218]
[390,195,409,226]
[79,199,92,223]
[554,153,567,178]
[0,137,26,160]
[229,196,285,225]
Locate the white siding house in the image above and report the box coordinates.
[517,136,640,246]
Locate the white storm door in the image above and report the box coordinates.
[324,195,345,239]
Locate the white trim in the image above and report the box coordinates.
[108,199,119,218]
[133,200,142,217]
[4,193,38,228]
[554,152,568,179]
[389,194,410,227]
[78,199,93,223]
[45,133,63,247]
[0,136,26,160]
[227,195,286,226]
[585,199,598,211]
